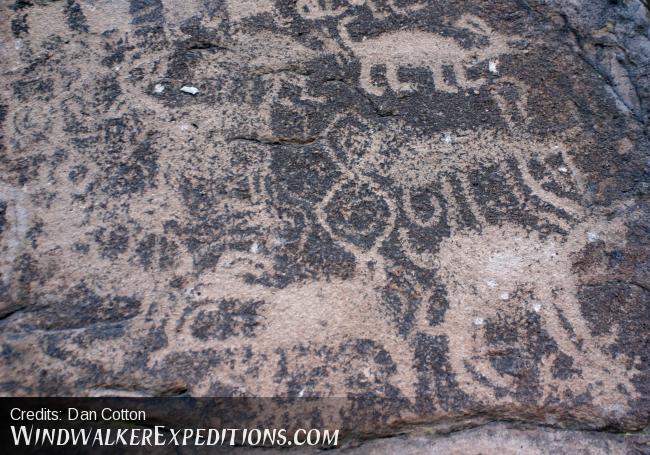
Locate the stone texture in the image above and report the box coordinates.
[298,424,650,454]
[1,0,649,450]
[241,423,650,454]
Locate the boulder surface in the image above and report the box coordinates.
[1,0,649,451]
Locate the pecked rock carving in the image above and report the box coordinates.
[337,14,514,95]
[432,221,636,405]
[0,0,649,451]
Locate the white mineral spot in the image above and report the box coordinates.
[486,278,498,288]
[558,165,568,173]
[154,84,165,94]
[443,132,453,144]
[488,60,498,74]
[499,292,510,301]
[587,231,599,242]
[250,242,260,254]
[533,303,541,313]
[474,317,484,327]
[181,86,199,95]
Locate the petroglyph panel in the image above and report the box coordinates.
[0,0,649,439]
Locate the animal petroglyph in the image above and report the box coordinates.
[313,123,638,404]
[338,14,516,95]
[321,124,587,270]
[427,221,637,406]
[2,0,647,432]
[152,130,638,402]
[295,3,521,96]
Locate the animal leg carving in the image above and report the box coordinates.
[454,63,486,90]
[457,175,487,228]
[431,65,458,93]
[386,65,415,94]
[360,62,385,96]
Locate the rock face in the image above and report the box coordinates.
[1,0,649,450]
[246,423,650,454]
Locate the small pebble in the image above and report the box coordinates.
[587,231,599,242]
[154,84,165,94]
[181,86,199,95]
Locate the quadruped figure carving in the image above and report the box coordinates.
[297,1,519,96]
[337,14,513,95]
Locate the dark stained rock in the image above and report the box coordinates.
[0,0,649,450]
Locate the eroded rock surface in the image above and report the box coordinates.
[1,0,649,448]
[296,423,650,454]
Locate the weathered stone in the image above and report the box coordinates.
[252,423,650,454]
[0,0,649,450]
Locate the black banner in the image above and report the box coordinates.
[0,396,412,453]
